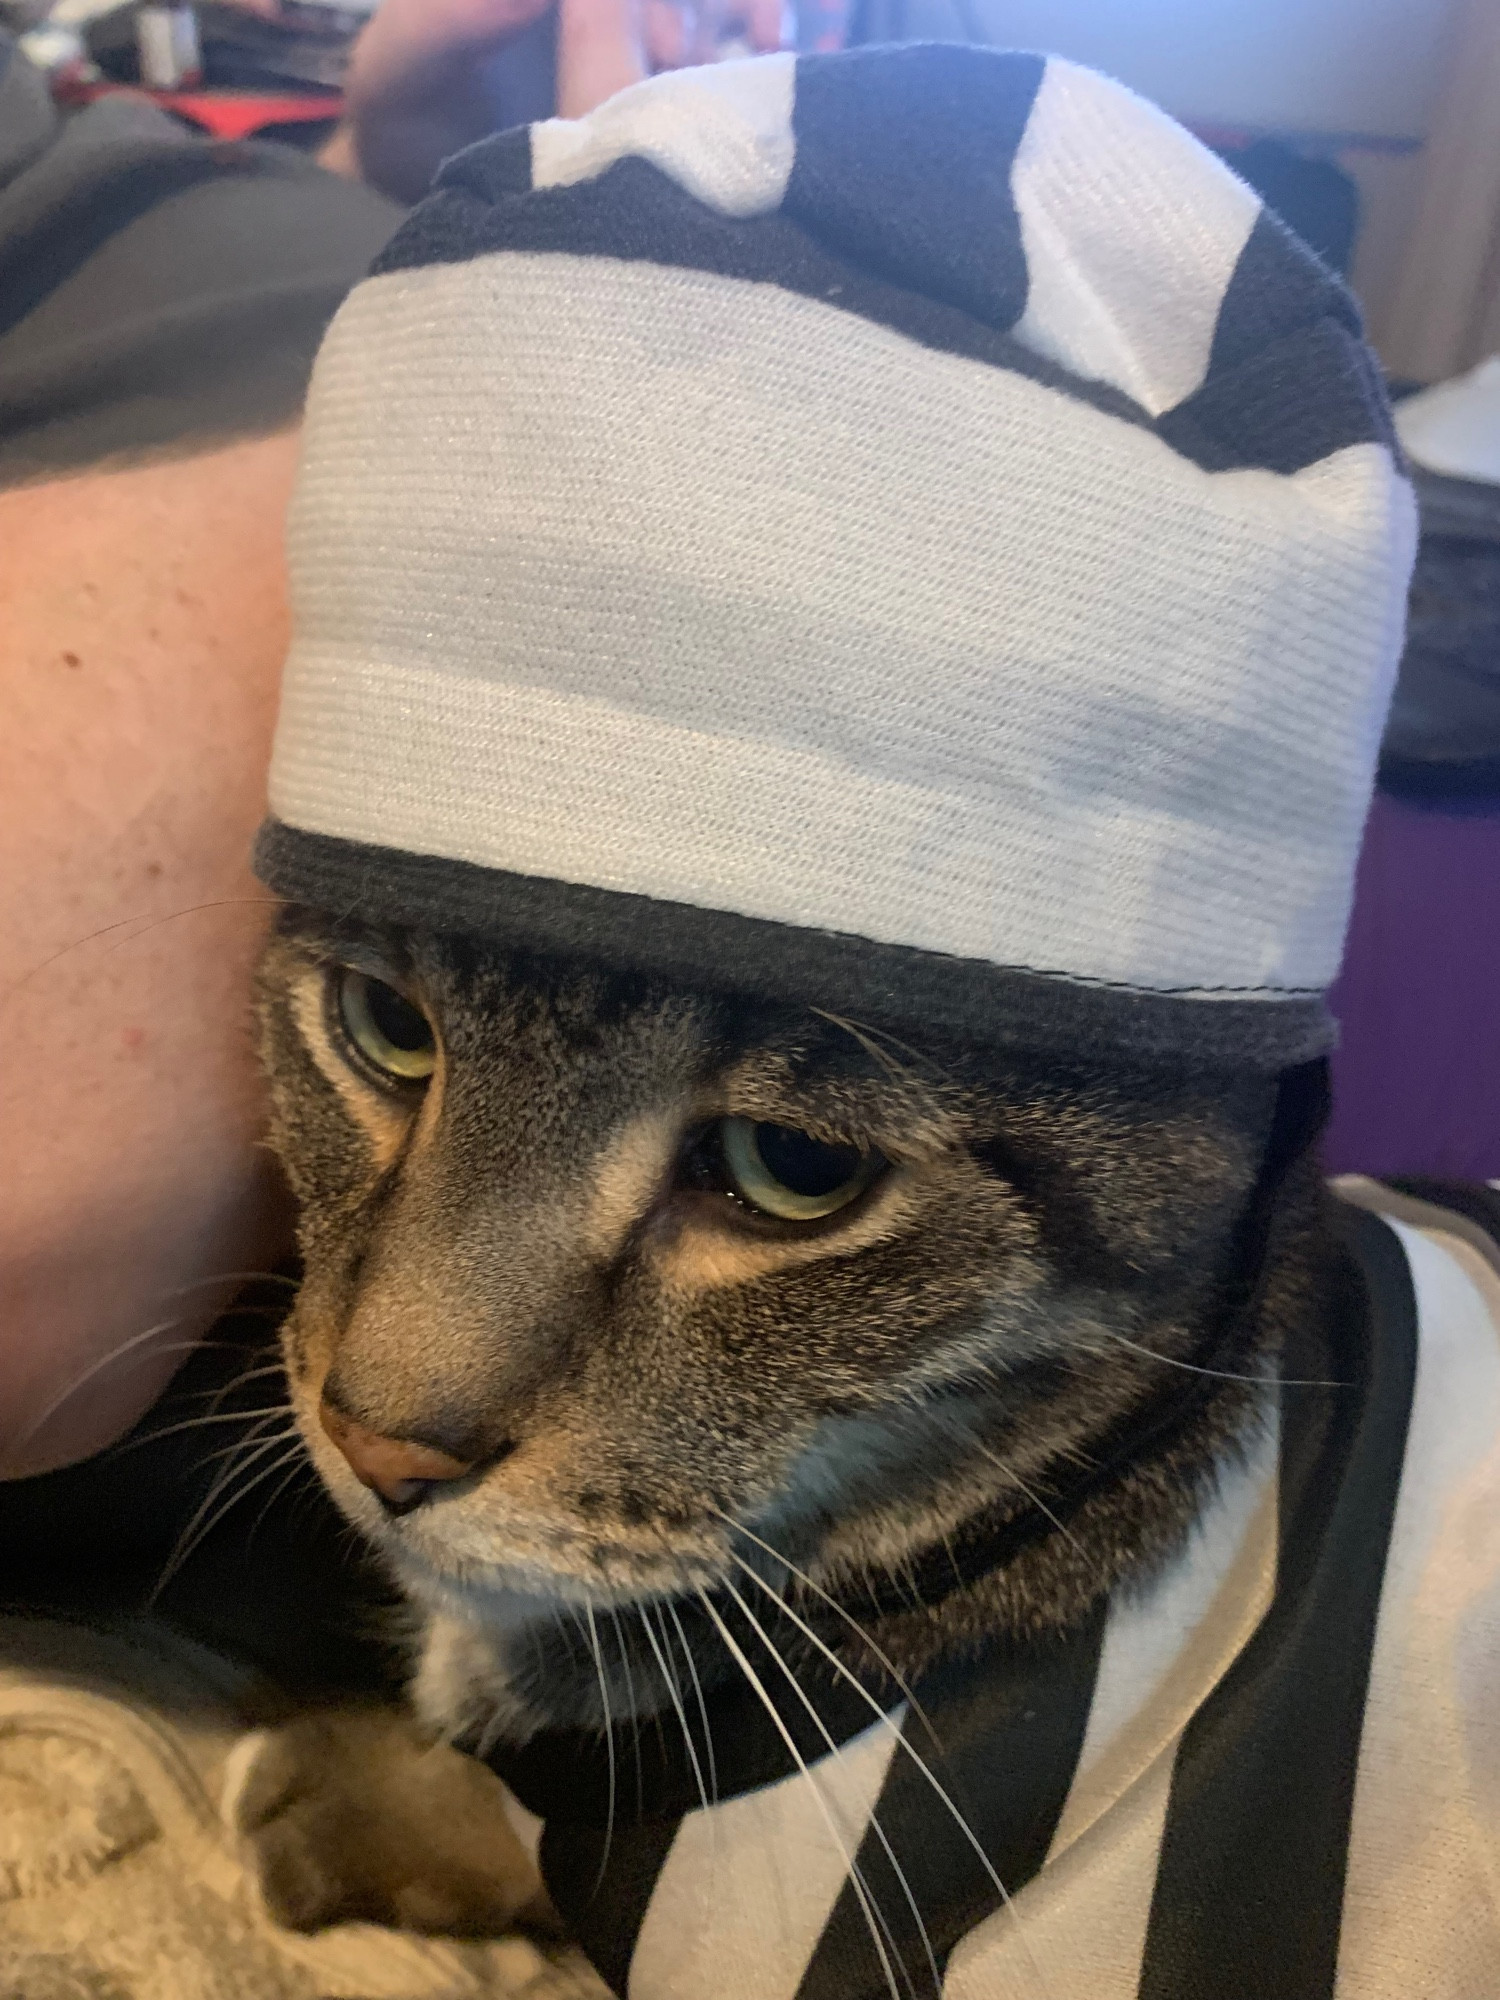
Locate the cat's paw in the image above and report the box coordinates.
[225,1705,544,1936]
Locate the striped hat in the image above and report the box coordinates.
[256,45,1416,1071]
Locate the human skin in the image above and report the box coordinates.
[0,433,302,1479]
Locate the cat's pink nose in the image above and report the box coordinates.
[319,1400,476,1511]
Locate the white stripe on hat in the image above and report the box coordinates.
[530,51,797,217]
[272,250,1413,999]
[1011,58,1261,416]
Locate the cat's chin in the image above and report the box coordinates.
[406,1578,730,1745]
[389,1533,721,1622]
[410,1604,557,1746]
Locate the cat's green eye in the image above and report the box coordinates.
[335,969,437,1083]
[718,1117,881,1222]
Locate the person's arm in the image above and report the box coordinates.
[320,0,786,203]
[0,433,301,1479]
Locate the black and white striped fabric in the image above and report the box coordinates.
[255,44,1416,1071]
[481,1184,1500,2000]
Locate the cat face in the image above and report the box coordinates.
[256,907,1273,1632]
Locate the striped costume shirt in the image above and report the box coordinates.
[488,1183,1500,2000]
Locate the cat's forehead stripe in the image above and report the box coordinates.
[581,1110,686,1265]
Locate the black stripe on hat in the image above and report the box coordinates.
[376,129,1148,441]
[1205,207,1363,378]
[782,44,1041,329]
[1135,1204,1418,2000]
[255,820,1335,1073]
[373,48,1395,479]
[795,1605,1108,2000]
[1159,208,1398,474]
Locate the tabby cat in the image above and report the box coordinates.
[223,36,1419,1992]
[233,900,1330,1947]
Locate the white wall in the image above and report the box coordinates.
[969,0,1454,138]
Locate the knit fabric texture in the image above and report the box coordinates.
[257,44,1416,1067]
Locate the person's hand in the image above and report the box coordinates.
[325,0,791,204]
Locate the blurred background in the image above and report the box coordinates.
[10,0,1499,379]
[856,0,1500,388]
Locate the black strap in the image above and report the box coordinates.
[796,1603,1108,2000]
[1135,1204,1418,2000]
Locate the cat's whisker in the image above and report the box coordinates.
[18,1333,289,1466]
[201,1357,291,1402]
[1090,1326,1342,1389]
[149,1417,298,1596]
[167,1313,287,1337]
[937,1526,965,1595]
[640,1604,711,1821]
[810,1007,948,1087]
[146,1443,300,1600]
[475,1699,509,1767]
[179,1439,309,1573]
[246,1451,315,1548]
[190,1351,296,1428]
[705,1506,934,1741]
[186,1440,293,1489]
[280,1475,328,1548]
[608,1605,647,1813]
[104,1398,293,1458]
[811,1008,911,1084]
[106,1355,291,1445]
[960,1434,1096,1571]
[6,1319,194,1454]
[4,897,279,1006]
[666,1598,719,1810]
[189,1419,298,1472]
[164,1270,299,1297]
[718,1576,941,2000]
[194,1434,306,1550]
[724,1553,1053,2000]
[2,912,162,1005]
[583,1602,619,1897]
[187,1410,296,1480]
[663,1596,723,1925]
[640,1612,673,1769]
[695,1588,909,2000]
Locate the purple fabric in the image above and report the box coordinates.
[1324,792,1500,1179]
